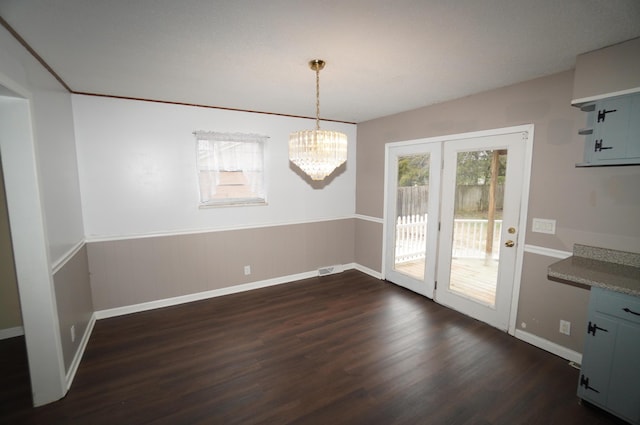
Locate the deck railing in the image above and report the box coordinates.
[395,215,502,263]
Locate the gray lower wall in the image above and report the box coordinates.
[355,219,383,274]
[53,245,94,372]
[518,252,591,351]
[87,219,356,311]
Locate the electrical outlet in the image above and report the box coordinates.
[243,265,251,275]
[70,325,76,343]
[559,320,571,336]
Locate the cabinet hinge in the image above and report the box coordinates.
[594,139,613,152]
[579,374,600,393]
[597,108,618,123]
[587,321,608,336]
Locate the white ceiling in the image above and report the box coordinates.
[1,1,639,123]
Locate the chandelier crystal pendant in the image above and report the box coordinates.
[289,59,348,181]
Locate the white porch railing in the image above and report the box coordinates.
[395,214,428,263]
[394,215,502,264]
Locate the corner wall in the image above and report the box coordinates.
[0,24,91,405]
[355,70,640,354]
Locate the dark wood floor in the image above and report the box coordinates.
[0,270,628,424]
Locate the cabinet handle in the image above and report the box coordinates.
[623,307,640,316]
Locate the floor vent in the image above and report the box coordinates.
[318,265,343,276]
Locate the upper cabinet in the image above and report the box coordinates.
[577,93,640,167]
[572,37,640,106]
[572,38,640,167]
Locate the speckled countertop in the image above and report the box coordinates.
[548,244,640,297]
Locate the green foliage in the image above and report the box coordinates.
[455,150,506,185]
[396,150,507,188]
[397,154,430,187]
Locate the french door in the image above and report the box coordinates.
[435,132,527,331]
[384,127,531,332]
[384,142,441,298]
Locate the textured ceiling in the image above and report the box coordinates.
[1,0,639,123]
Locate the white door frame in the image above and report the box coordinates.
[383,141,441,298]
[0,75,67,406]
[383,124,534,336]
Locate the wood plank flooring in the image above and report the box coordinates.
[0,270,627,424]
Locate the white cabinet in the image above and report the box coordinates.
[577,93,640,166]
[578,287,640,424]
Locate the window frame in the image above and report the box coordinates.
[194,131,268,208]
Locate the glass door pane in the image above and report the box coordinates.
[393,153,430,281]
[384,141,441,299]
[448,149,506,307]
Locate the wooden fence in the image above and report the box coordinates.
[397,185,504,216]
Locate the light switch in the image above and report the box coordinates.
[532,218,556,234]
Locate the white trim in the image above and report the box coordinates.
[353,214,383,224]
[95,264,382,320]
[386,124,536,147]
[524,244,572,259]
[571,87,640,107]
[1,89,67,406]
[508,125,534,335]
[65,313,96,391]
[515,329,582,364]
[96,269,323,319]
[51,239,86,274]
[349,262,383,279]
[0,326,25,340]
[86,215,356,243]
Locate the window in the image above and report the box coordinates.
[194,131,267,207]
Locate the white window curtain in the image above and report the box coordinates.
[194,131,267,204]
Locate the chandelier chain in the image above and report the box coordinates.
[315,67,321,131]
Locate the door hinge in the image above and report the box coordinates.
[597,108,617,123]
[587,321,608,336]
[434,280,437,290]
[438,222,441,231]
[579,374,600,393]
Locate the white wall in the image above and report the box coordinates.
[72,95,357,239]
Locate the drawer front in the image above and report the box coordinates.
[593,287,640,324]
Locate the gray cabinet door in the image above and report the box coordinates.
[608,321,640,424]
[592,96,631,161]
[578,312,617,407]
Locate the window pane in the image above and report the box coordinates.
[195,134,266,206]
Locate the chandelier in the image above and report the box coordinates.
[289,59,348,181]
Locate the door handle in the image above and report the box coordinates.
[505,240,515,248]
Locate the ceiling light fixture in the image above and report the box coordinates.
[289,59,347,181]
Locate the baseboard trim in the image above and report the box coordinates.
[0,326,24,340]
[95,269,327,320]
[65,313,96,391]
[514,329,582,364]
[349,262,383,279]
[95,265,384,320]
